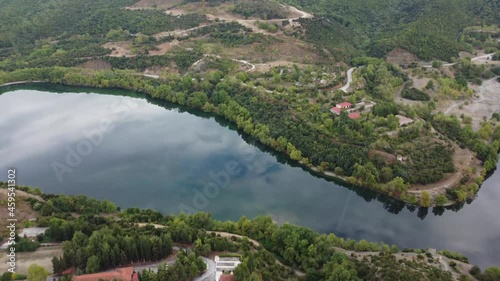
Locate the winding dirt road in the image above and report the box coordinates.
[422,53,495,68]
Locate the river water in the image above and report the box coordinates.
[0,84,499,268]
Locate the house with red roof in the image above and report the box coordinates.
[336,102,352,109]
[72,267,138,281]
[220,274,235,281]
[330,107,342,115]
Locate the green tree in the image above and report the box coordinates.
[85,255,100,274]
[0,272,12,281]
[435,194,447,206]
[380,167,393,182]
[432,61,443,68]
[421,191,431,207]
[482,267,500,281]
[27,264,48,281]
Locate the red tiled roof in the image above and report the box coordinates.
[72,267,137,281]
[220,275,235,281]
[336,102,352,108]
[62,268,74,275]
[348,112,361,119]
[330,107,342,114]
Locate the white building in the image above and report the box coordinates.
[215,256,241,281]
[19,227,48,238]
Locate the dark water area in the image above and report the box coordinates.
[1,84,499,268]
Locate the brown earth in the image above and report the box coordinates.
[222,38,320,65]
[148,41,179,55]
[77,59,112,71]
[126,0,184,10]
[386,48,418,66]
[368,150,397,165]
[0,189,41,243]
[440,78,500,130]
[0,247,63,274]
[103,42,135,57]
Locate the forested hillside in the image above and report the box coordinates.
[0,0,205,64]
[281,0,499,60]
[0,0,499,206]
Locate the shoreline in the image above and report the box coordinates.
[0,79,488,208]
[0,80,44,87]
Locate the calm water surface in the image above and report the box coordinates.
[1,84,499,268]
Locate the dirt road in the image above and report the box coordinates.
[422,53,495,68]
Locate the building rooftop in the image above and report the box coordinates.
[72,267,138,281]
[220,275,235,281]
[348,112,361,119]
[336,102,352,108]
[330,107,342,115]
[19,227,48,237]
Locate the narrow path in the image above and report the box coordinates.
[194,257,216,281]
[422,53,494,68]
[0,81,43,87]
[155,23,213,38]
[188,54,256,72]
[143,74,160,79]
[340,67,355,93]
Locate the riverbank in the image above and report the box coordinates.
[2,185,494,280]
[0,72,494,208]
[0,81,43,87]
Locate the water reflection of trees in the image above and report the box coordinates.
[11,83,495,220]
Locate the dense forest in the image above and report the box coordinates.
[281,0,499,61]
[3,185,500,281]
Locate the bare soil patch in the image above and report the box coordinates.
[0,189,40,242]
[127,0,184,10]
[103,42,135,57]
[77,59,112,71]
[386,48,418,65]
[369,150,397,165]
[253,60,312,72]
[149,41,178,55]
[222,38,320,65]
[409,142,480,194]
[0,247,63,274]
[411,76,431,90]
[443,78,500,130]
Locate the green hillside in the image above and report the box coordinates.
[281,0,500,60]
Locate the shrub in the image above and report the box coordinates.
[401,87,431,101]
[438,250,469,263]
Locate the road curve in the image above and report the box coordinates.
[422,53,494,68]
[194,257,216,281]
[340,67,356,93]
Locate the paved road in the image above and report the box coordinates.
[194,257,216,281]
[340,67,356,93]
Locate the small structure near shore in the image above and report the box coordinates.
[215,256,241,281]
